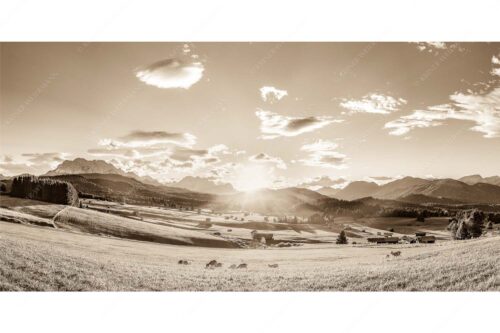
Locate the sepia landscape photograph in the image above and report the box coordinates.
[1,41,499,292]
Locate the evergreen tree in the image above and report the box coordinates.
[336,230,348,244]
[455,221,469,240]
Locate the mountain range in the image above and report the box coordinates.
[323,176,500,204]
[44,158,162,186]
[23,158,500,205]
[458,174,500,186]
[44,158,235,194]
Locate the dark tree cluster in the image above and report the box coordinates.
[380,208,447,219]
[11,175,79,206]
[487,213,500,224]
[447,209,485,240]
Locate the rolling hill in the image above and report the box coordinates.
[332,181,379,200]
[372,177,431,200]
[44,173,213,207]
[214,187,329,215]
[316,186,340,197]
[408,179,500,204]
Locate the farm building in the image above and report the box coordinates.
[308,213,325,224]
[367,237,400,244]
[417,235,436,243]
[251,230,274,244]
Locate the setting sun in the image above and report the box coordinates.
[233,164,273,192]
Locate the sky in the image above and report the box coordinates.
[1,42,499,191]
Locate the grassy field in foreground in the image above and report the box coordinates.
[0,222,498,291]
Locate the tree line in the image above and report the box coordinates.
[11,175,79,206]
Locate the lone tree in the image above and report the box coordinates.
[416,209,428,222]
[336,230,348,244]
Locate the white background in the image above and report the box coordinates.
[0,0,498,332]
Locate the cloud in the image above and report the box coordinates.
[260,86,288,103]
[249,153,287,169]
[136,58,204,89]
[385,88,500,138]
[370,176,393,181]
[166,144,227,170]
[340,94,407,115]
[299,140,348,169]
[368,176,395,185]
[209,162,240,179]
[414,42,447,52]
[1,155,13,163]
[99,131,197,148]
[0,162,38,176]
[21,152,68,164]
[386,54,500,138]
[298,176,347,188]
[492,54,500,76]
[88,147,167,159]
[169,148,209,162]
[0,153,70,176]
[256,109,343,139]
[89,129,230,180]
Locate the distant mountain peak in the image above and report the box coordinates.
[459,174,500,186]
[170,176,236,195]
[44,158,162,186]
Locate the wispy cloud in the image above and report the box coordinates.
[386,54,500,138]
[88,147,167,159]
[99,131,197,148]
[249,153,287,169]
[136,57,204,89]
[299,140,347,169]
[256,109,343,139]
[21,152,69,166]
[0,152,70,176]
[260,86,288,103]
[385,88,500,138]
[340,94,407,115]
[368,176,394,185]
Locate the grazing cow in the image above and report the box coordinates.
[237,263,248,269]
[390,251,401,257]
[206,260,220,268]
[268,264,279,268]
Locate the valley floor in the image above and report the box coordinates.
[0,222,498,291]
